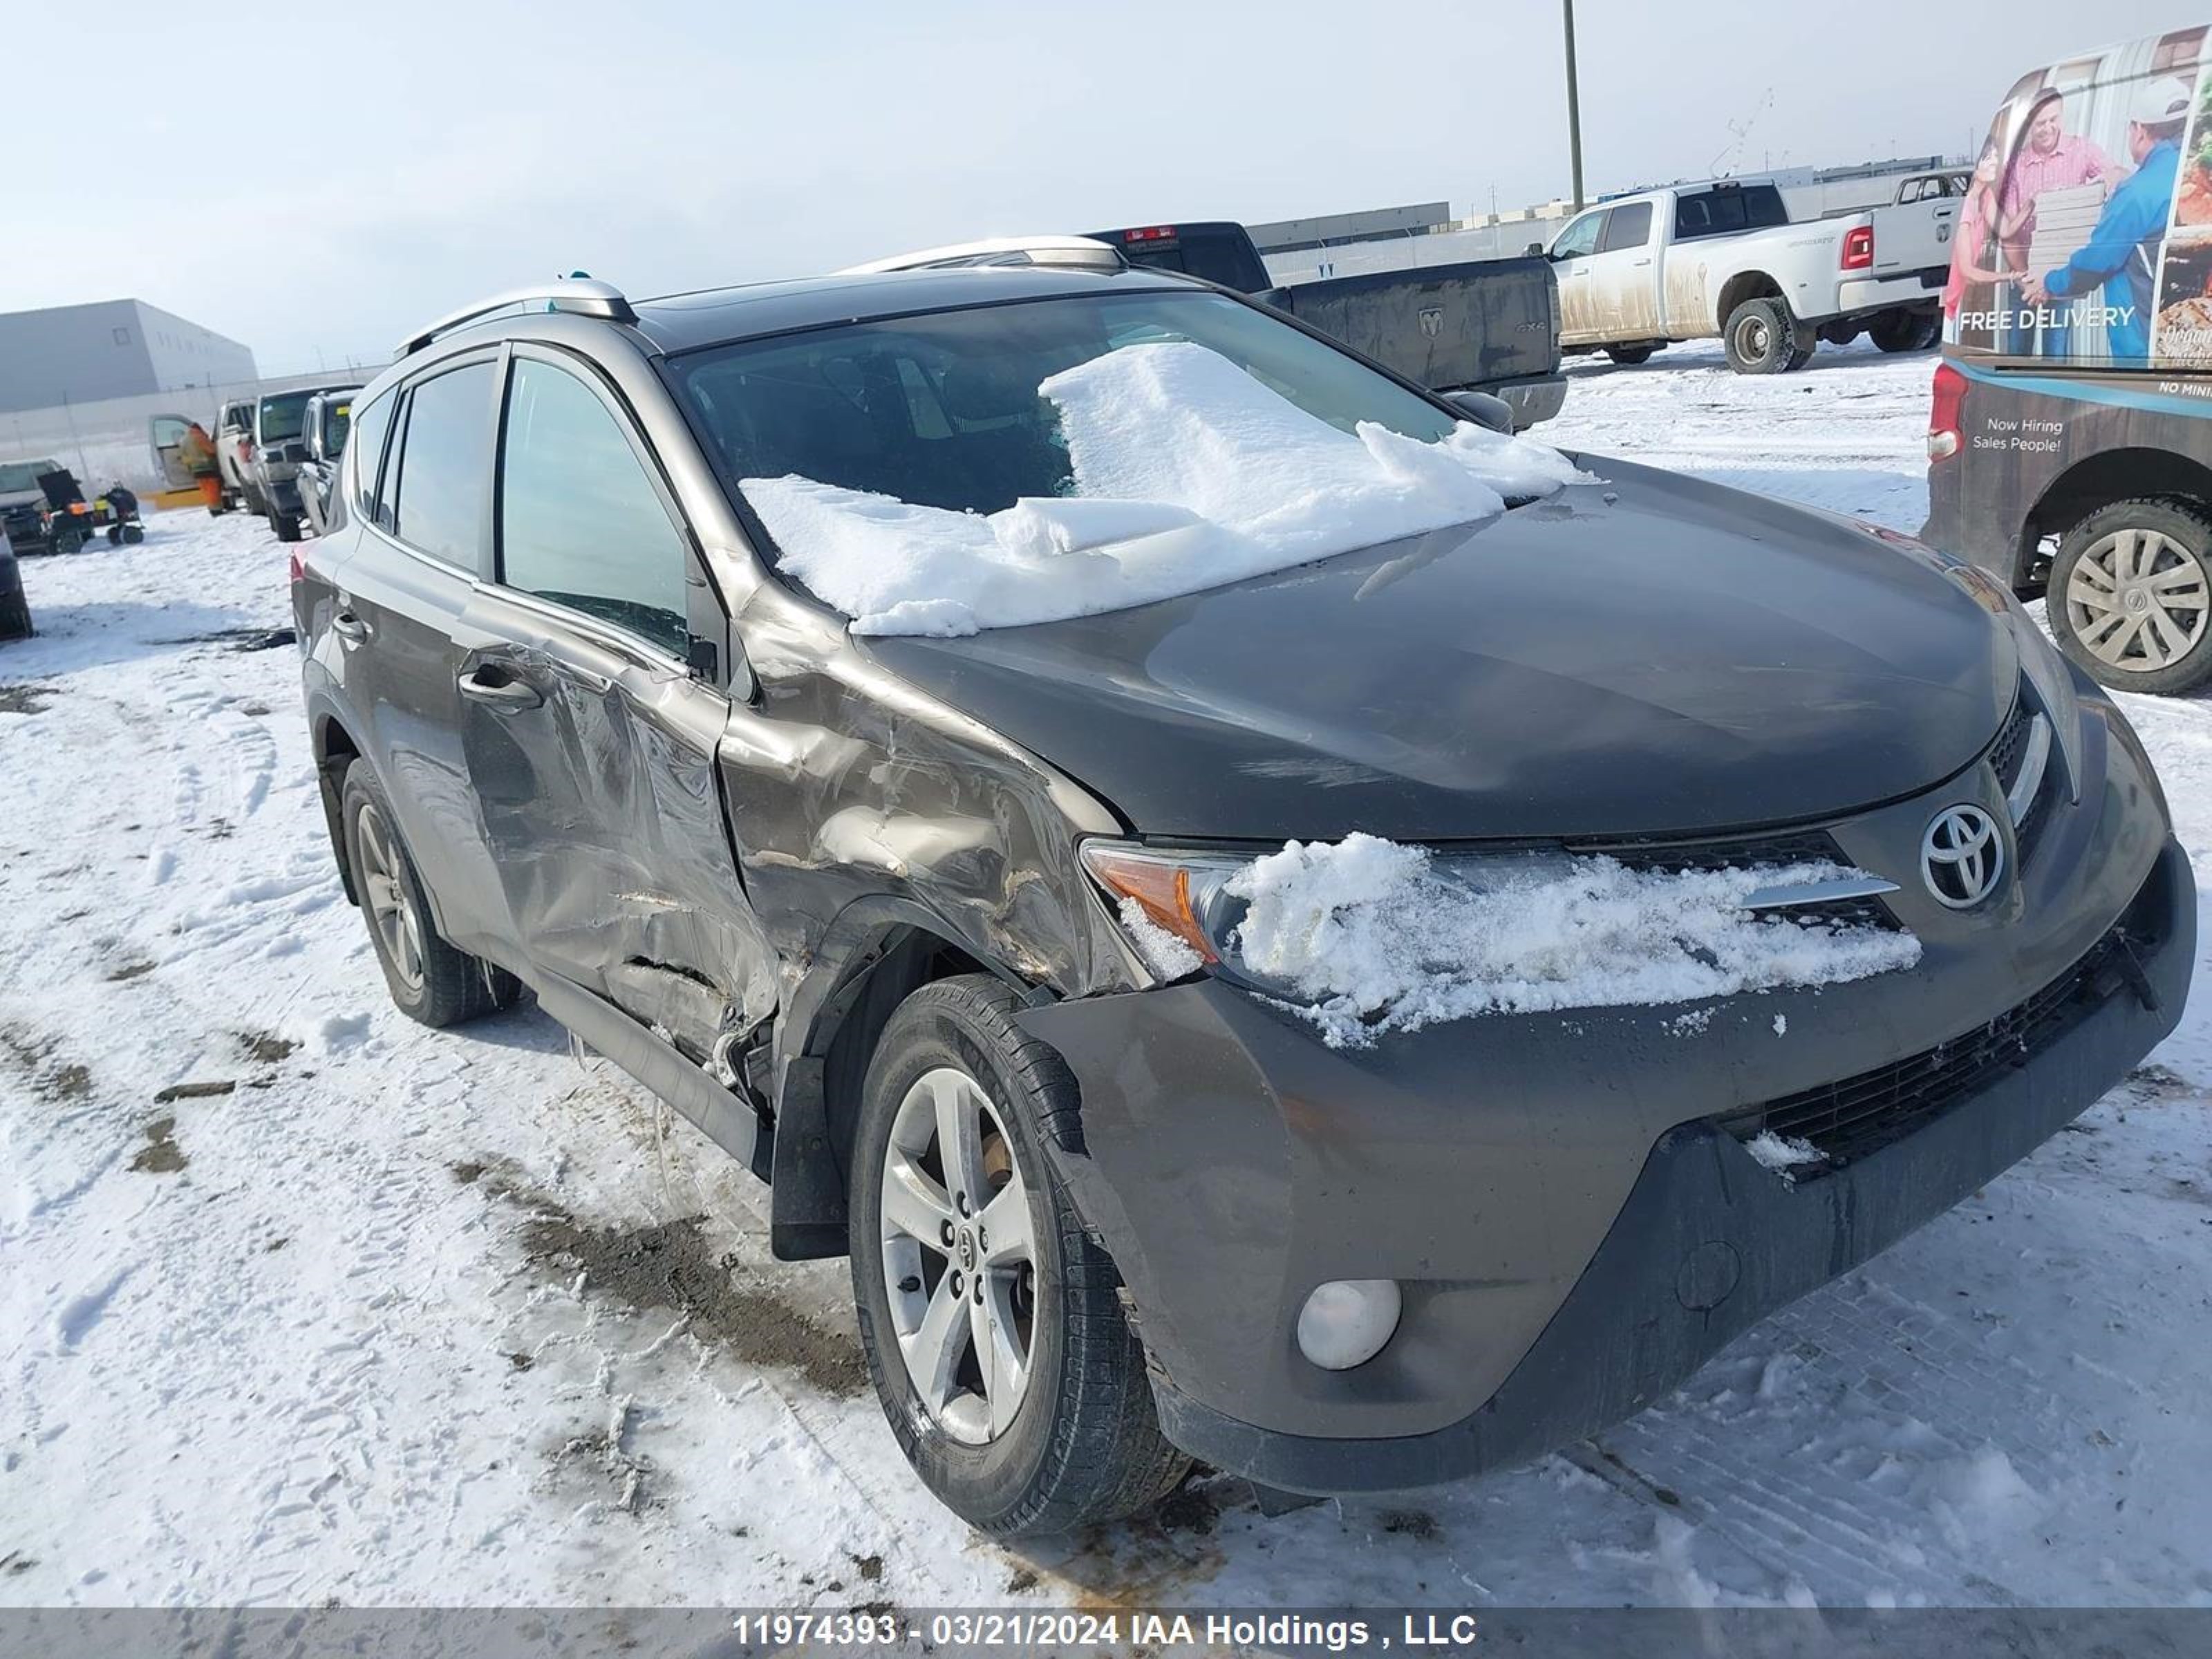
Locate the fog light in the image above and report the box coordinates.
[1295,1278,1402,1371]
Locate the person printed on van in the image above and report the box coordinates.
[2022,79,2193,361]
[1999,90,2114,355]
[1944,135,2026,347]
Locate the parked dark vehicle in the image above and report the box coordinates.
[295,390,353,538]
[299,269,2189,1536]
[0,522,28,642]
[1923,29,2212,695]
[252,383,360,543]
[0,458,66,554]
[1082,221,1566,429]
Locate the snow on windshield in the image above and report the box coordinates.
[741,341,1584,637]
[1224,834,1922,1048]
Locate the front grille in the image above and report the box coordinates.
[1987,695,2032,794]
[1575,828,1899,932]
[1721,891,2162,1171]
[1588,829,1846,874]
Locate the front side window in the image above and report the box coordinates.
[1551,211,1606,260]
[391,362,495,567]
[498,358,689,657]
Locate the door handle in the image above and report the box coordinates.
[1631,258,1653,267]
[330,609,369,644]
[457,666,545,710]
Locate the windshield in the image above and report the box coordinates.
[673,289,1459,517]
[0,461,62,493]
[259,393,314,443]
[669,288,1577,637]
[324,400,353,453]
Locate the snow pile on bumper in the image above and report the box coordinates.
[742,341,1584,636]
[1226,833,1922,1047]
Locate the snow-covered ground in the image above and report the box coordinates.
[3,338,2210,1611]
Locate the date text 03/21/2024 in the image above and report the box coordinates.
[727,1611,1489,1650]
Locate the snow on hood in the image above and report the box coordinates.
[741,341,1584,637]
[1224,834,1922,1047]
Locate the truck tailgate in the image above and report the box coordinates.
[1270,256,1559,394]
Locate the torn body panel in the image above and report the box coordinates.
[453,587,780,1065]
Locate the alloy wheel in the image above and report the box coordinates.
[879,1066,1038,1445]
[2065,527,2211,672]
[355,800,426,991]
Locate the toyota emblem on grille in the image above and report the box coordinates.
[1921,804,2005,909]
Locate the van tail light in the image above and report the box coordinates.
[1841,225,1875,271]
[1927,362,1967,462]
[288,552,306,583]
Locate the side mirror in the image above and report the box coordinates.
[1526,241,1548,258]
[1444,390,1515,434]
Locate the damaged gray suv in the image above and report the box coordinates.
[297,269,2191,1535]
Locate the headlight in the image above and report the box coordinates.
[1080,836,1578,1001]
[1078,840,1250,983]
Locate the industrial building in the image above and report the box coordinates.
[0,299,257,415]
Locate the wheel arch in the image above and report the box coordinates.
[2021,449,2212,588]
[1715,270,1785,332]
[310,706,365,907]
[767,899,1011,1261]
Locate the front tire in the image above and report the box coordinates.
[2049,499,2212,695]
[339,765,521,1027]
[272,512,303,544]
[1723,297,1801,374]
[849,975,1188,1535]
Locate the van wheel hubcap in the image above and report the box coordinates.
[879,1067,1038,1445]
[355,801,425,990]
[2067,528,2209,671]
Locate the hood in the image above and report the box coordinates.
[859,458,2018,842]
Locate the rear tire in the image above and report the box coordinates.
[2047,498,2212,695]
[339,765,523,1027]
[849,975,1189,1536]
[1870,308,1941,353]
[1605,344,1656,366]
[0,588,30,640]
[1723,297,1800,374]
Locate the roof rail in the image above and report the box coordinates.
[837,236,1125,275]
[397,279,636,357]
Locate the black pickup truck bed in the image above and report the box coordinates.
[1085,222,1566,429]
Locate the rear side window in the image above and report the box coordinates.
[348,391,396,521]
[1599,201,1652,252]
[498,358,689,657]
[1674,186,1789,241]
[391,362,496,569]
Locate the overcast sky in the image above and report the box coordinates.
[10,0,2206,377]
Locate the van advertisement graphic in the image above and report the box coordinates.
[1944,27,2211,366]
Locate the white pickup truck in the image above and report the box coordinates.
[1539,178,1958,373]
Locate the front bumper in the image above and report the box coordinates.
[1487,372,1568,431]
[1019,696,2188,1493]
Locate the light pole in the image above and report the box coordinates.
[1562,0,1586,212]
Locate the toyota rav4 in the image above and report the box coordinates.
[295,268,2190,1535]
